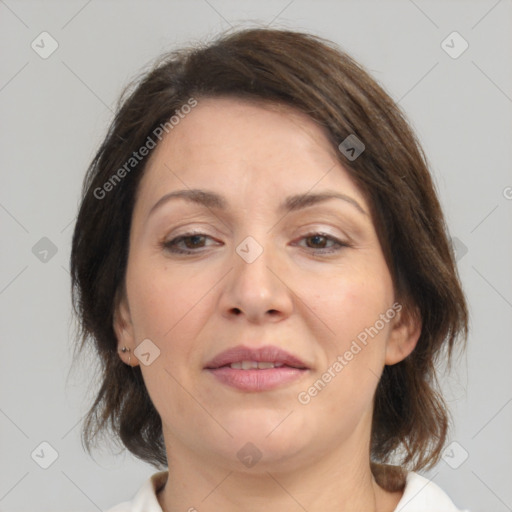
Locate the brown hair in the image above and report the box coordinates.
[70,26,468,491]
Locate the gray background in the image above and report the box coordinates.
[1,1,511,511]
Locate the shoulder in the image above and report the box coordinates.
[105,471,168,512]
[395,471,470,512]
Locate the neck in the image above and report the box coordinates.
[156,441,402,512]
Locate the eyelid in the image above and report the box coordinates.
[160,229,221,255]
[292,222,354,243]
[161,230,352,257]
[292,231,351,252]
[161,223,224,241]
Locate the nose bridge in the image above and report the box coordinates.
[234,234,278,299]
[220,233,292,321]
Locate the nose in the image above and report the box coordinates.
[218,239,294,324]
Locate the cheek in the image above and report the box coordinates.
[306,266,393,345]
[126,257,213,341]
[125,261,215,421]
[303,266,395,407]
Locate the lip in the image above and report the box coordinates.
[204,345,309,392]
[204,345,308,370]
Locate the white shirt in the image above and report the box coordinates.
[106,470,470,512]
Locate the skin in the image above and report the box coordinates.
[114,97,421,512]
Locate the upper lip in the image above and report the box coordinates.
[204,345,308,369]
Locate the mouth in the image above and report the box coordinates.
[204,345,308,370]
[204,345,309,392]
[223,361,292,369]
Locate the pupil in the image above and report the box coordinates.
[187,235,203,248]
[310,235,325,248]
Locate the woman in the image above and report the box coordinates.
[71,27,470,511]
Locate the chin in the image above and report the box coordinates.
[217,412,316,466]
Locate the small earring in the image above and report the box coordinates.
[120,346,131,366]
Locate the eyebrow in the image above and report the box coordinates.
[147,188,367,219]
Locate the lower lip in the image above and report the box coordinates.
[206,367,308,392]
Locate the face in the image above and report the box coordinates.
[114,97,419,473]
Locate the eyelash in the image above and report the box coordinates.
[161,232,350,255]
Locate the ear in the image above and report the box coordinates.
[385,302,422,365]
[113,287,139,368]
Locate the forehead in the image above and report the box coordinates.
[172,96,332,147]
[136,96,367,213]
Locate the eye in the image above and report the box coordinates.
[296,232,349,254]
[162,233,219,254]
[161,231,349,256]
